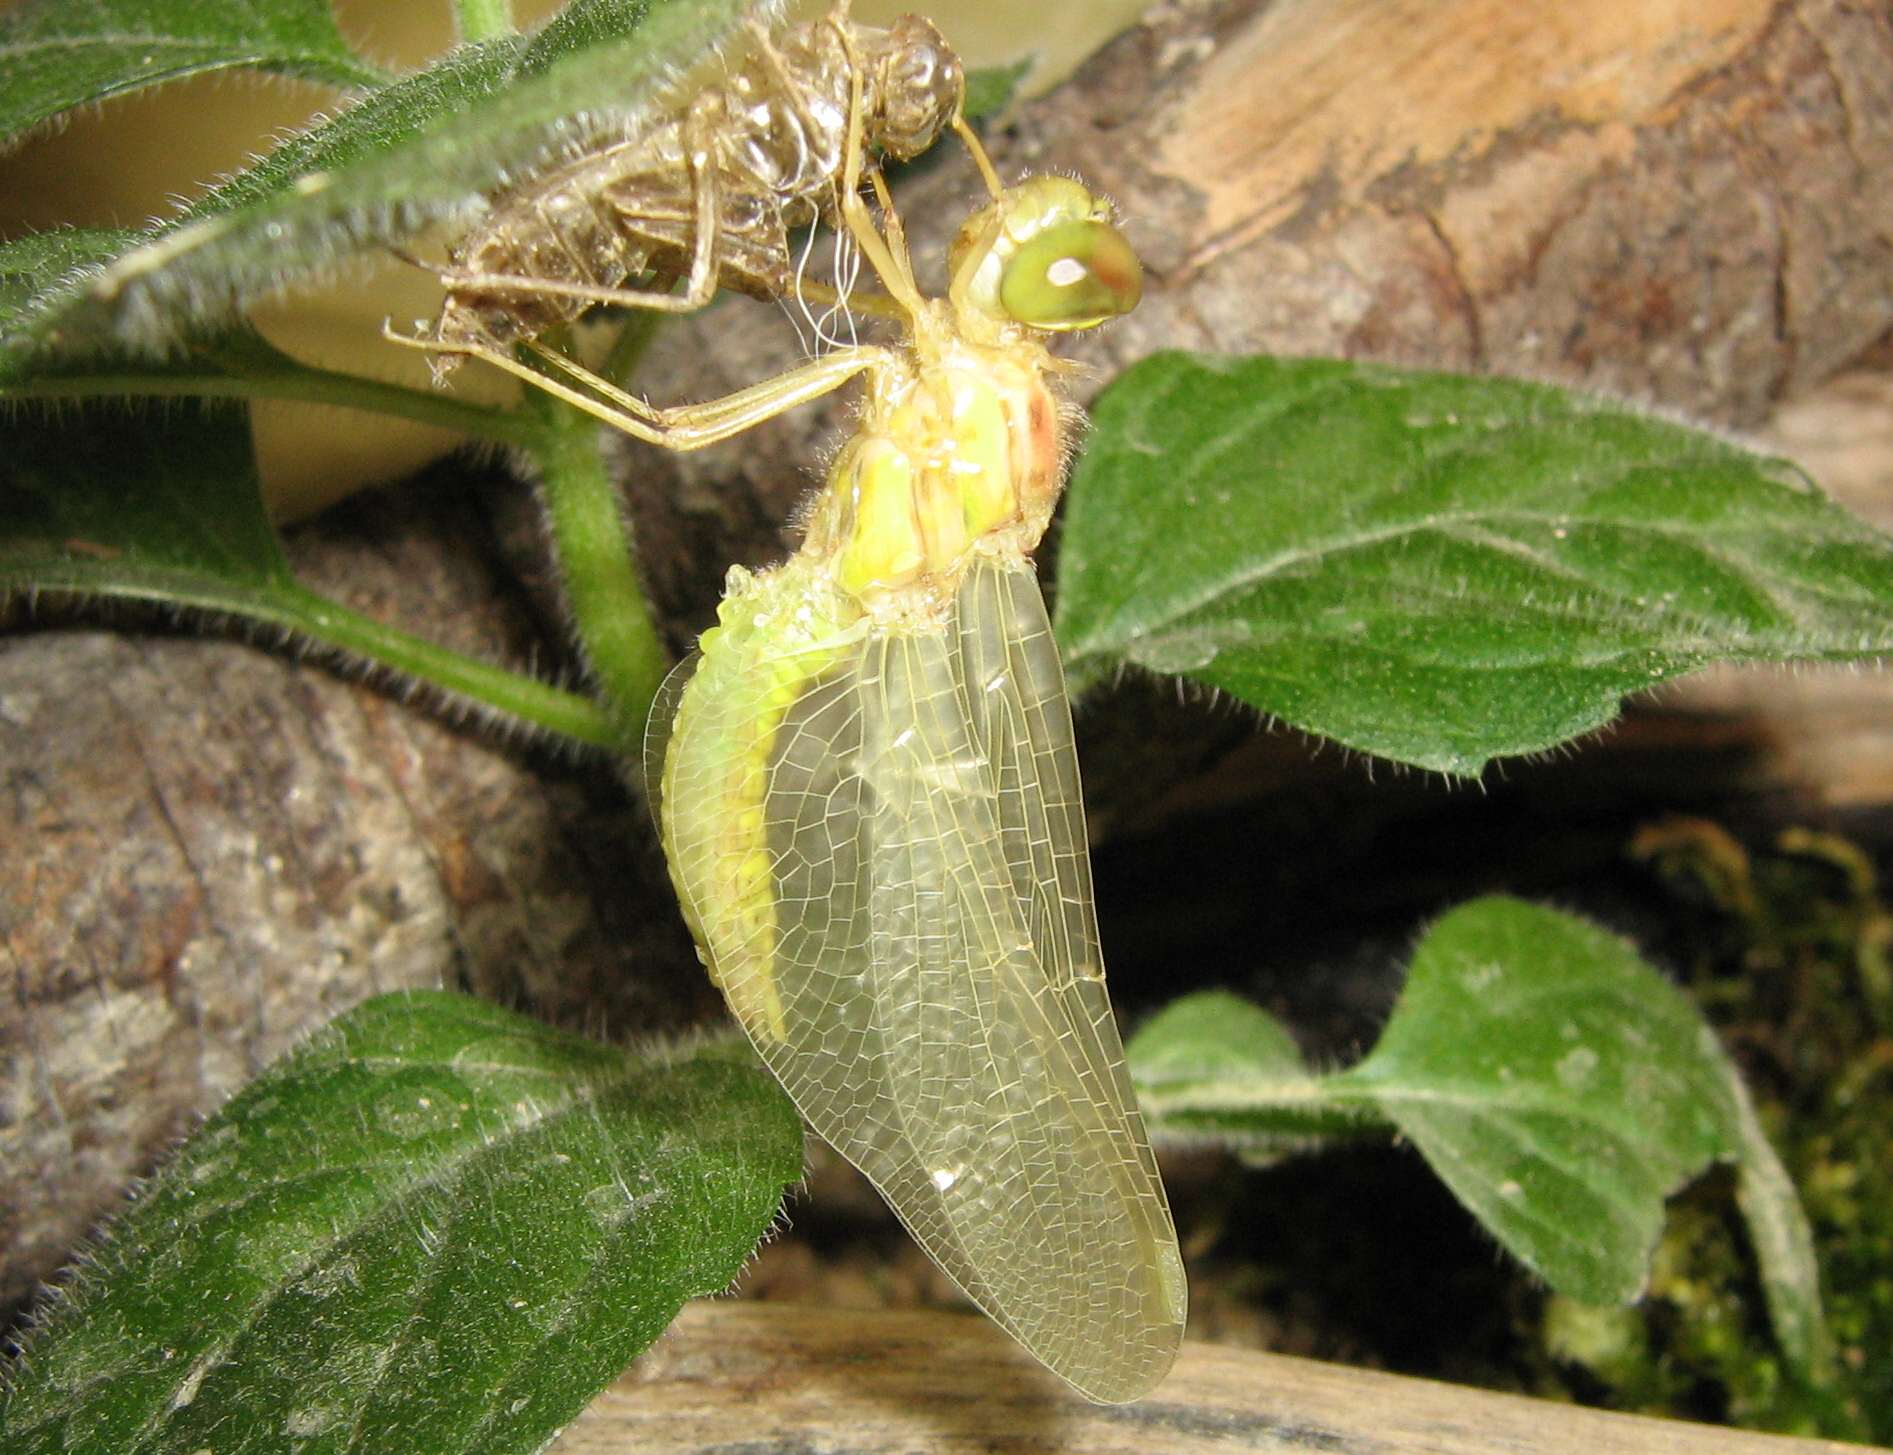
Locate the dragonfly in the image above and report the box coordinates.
[385,0,963,389]
[625,55,1188,1404]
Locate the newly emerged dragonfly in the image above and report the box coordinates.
[387,0,963,385]
[392,1,1184,1398]
[626,71,1187,1403]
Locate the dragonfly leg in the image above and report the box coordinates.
[952,115,1006,203]
[381,326,891,450]
[522,339,890,443]
[386,267,711,314]
[396,108,724,321]
[654,100,728,313]
[867,169,910,276]
[784,276,906,322]
[829,17,923,318]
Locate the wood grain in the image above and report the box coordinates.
[1159,0,1778,263]
[551,1302,1883,1455]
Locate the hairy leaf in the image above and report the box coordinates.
[1332,898,1745,1304]
[4,0,756,361]
[1,228,140,325]
[0,0,387,147]
[0,401,617,746]
[1128,898,1829,1371]
[1128,990,1362,1150]
[963,59,1033,120]
[0,991,803,1455]
[1057,354,1893,774]
[2,400,292,599]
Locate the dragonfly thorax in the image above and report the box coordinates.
[802,340,1063,620]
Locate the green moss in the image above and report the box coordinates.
[1528,819,1892,1441]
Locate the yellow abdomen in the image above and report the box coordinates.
[658,562,856,1042]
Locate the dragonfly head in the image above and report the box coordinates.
[866,16,966,161]
[948,175,1143,334]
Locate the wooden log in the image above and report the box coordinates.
[1066,0,1893,424]
[551,1302,1880,1455]
[0,484,714,1318]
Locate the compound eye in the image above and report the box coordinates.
[998,219,1143,330]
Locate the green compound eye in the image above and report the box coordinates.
[998,219,1143,330]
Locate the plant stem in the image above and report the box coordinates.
[20,557,621,747]
[598,308,666,388]
[524,332,669,751]
[453,0,516,43]
[5,364,535,447]
[281,582,619,746]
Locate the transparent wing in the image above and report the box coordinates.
[640,649,699,821]
[756,559,1186,1403]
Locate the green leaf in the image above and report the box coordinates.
[0,401,619,747]
[1056,353,1893,774]
[0,0,389,146]
[962,58,1034,120]
[4,0,756,362]
[3,400,292,593]
[1331,898,1745,1305]
[1129,898,1831,1377]
[0,234,539,440]
[0,228,140,324]
[0,991,803,1455]
[1727,1065,1834,1381]
[1129,991,1363,1149]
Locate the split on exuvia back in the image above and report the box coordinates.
[385,2,963,387]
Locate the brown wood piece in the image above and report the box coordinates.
[551,1302,1882,1455]
[0,483,713,1317]
[1060,0,1893,427]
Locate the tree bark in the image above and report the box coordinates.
[0,481,714,1318]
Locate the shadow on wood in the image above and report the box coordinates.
[553,1302,1880,1455]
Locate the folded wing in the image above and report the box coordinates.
[757,560,1186,1403]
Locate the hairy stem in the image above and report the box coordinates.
[526,327,669,751]
[453,0,516,44]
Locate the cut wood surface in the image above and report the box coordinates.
[552,1302,1883,1455]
